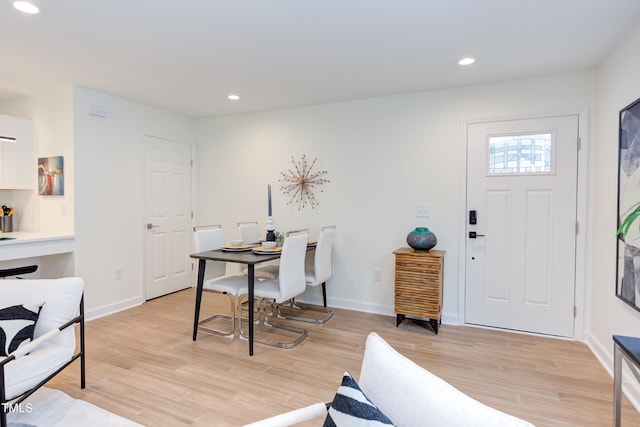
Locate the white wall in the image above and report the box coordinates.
[33,88,75,235]
[72,87,197,318]
[0,87,74,235]
[0,87,197,316]
[588,19,640,408]
[196,70,597,323]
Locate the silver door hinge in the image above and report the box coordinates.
[191,159,194,167]
[191,211,194,219]
[575,222,579,235]
[574,306,577,318]
[577,137,581,151]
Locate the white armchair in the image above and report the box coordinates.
[243,332,534,427]
[1,277,85,427]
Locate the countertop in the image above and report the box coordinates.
[0,232,75,260]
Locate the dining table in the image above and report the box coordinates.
[190,245,312,356]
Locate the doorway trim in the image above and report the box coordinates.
[457,109,589,341]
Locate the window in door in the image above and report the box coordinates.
[488,132,554,175]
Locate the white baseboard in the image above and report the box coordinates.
[587,332,640,414]
[441,311,460,325]
[297,293,395,317]
[298,294,460,327]
[85,295,144,322]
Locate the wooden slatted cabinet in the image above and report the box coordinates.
[393,247,445,334]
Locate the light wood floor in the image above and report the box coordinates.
[48,288,640,426]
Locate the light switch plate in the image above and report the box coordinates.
[416,204,430,218]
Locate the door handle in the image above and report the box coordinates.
[146,223,159,230]
[469,232,486,239]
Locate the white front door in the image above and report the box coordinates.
[144,136,192,300]
[465,115,578,337]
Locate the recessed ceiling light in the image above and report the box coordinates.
[227,94,240,101]
[458,57,476,66]
[13,1,40,14]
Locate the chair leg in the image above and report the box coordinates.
[1,373,6,427]
[198,291,236,338]
[276,298,303,315]
[239,299,308,349]
[322,282,327,307]
[277,301,334,324]
[277,285,334,324]
[80,296,86,389]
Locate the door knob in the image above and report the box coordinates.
[146,223,159,230]
[468,231,486,239]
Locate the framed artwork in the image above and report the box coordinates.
[38,156,64,196]
[616,97,640,312]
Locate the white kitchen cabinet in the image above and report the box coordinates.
[0,115,35,190]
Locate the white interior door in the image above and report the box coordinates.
[465,115,578,337]
[144,136,192,300]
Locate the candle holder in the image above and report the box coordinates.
[265,216,276,242]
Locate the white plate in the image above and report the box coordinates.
[220,245,252,252]
[252,246,282,254]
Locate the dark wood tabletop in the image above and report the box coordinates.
[189,248,282,264]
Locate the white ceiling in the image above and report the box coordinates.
[2,0,640,119]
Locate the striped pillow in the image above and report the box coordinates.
[324,372,394,426]
[0,303,43,357]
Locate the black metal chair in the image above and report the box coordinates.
[0,265,38,279]
[0,277,85,427]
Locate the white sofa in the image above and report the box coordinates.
[244,332,534,426]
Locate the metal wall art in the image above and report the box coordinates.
[279,155,329,210]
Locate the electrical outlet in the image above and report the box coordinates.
[416,204,430,218]
[373,268,382,281]
[114,267,123,280]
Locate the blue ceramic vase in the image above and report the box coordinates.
[407,227,437,251]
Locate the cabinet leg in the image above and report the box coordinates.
[429,318,439,334]
[396,314,405,327]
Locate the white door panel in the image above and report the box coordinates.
[466,116,578,337]
[151,232,168,280]
[144,136,192,300]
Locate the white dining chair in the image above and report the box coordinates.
[279,225,335,324]
[193,225,247,338]
[237,221,279,280]
[237,221,263,244]
[239,233,309,349]
[249,228,310,281]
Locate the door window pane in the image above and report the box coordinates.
[488,132,553,175]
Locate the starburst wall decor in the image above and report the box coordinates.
[279,155,329,210]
